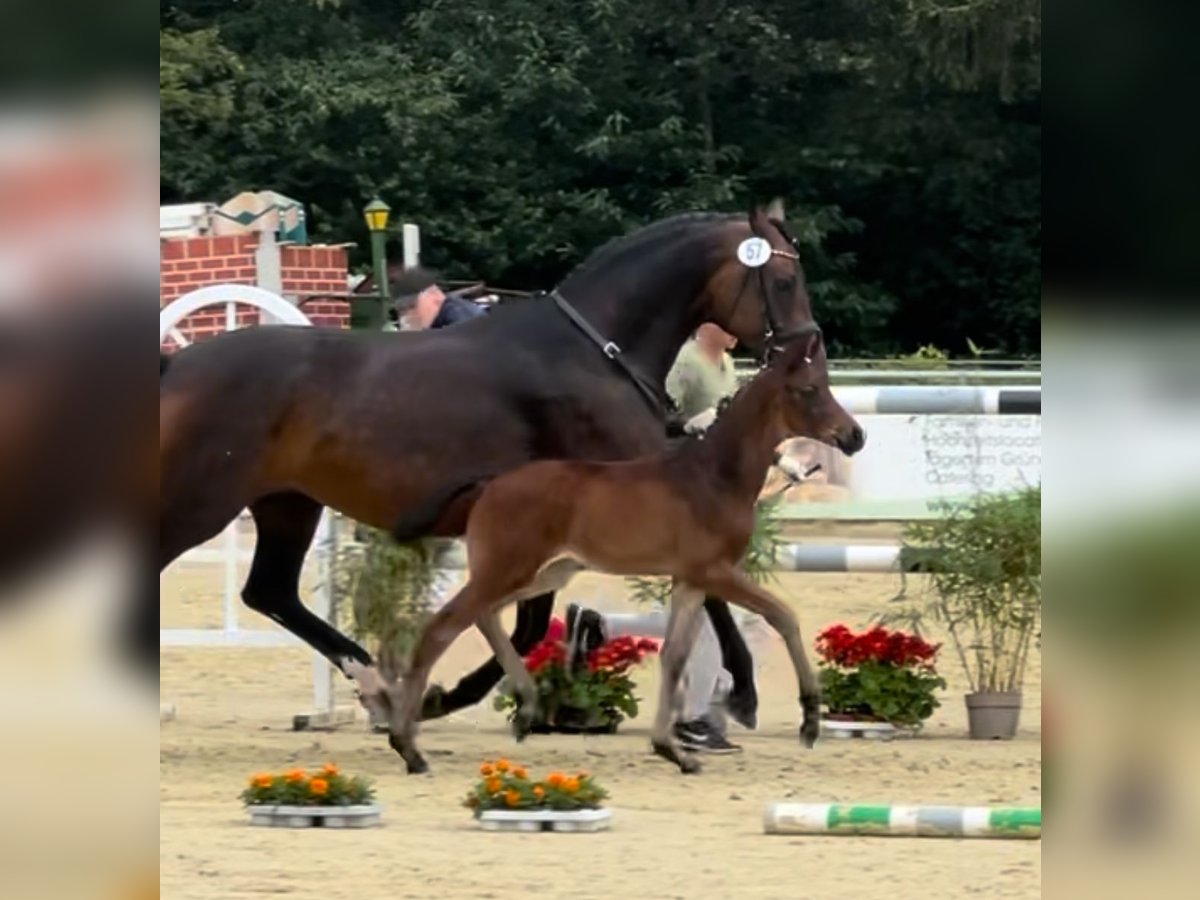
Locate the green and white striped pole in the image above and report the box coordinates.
[764,803,1041,839]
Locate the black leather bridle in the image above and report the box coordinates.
[550,232,819,415]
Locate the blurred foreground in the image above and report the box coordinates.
[0,74,157,898]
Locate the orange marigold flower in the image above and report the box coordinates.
[321,763,340,777]
[504,789,521,807]
[479,763,494,776]
[309,778,329,796]
[533,785,545,799]
[284,768,307,783]
[495,758,510,773]
[562,777,580,793]
[486,777,503,794]
[512,766,528,780]
[546,772,565,787]
[251,773,274,788]
[576,770,589,780]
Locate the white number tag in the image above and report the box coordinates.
[737,237,772,268]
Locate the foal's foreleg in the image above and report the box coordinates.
[374,588,486,775]
[696,566,822,749]
[650,581,706,774]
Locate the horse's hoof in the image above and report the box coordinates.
[679,755,703,775]
[801,721,820,749]
[420,684,448,721]
[725,689,759,731]
[405,755,430,775]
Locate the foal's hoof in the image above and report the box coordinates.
[512,712,534,743]
[800,719,820,749]
[420,684,448,721]
[651,740,703,775]
[386,733,429,774]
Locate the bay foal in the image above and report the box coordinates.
[350,331,864,774]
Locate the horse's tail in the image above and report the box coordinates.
[391,475,493,544]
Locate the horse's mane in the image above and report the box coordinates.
[558,211,740,291]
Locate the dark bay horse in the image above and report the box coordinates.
[349,332,865,774]
[159,207,819,729]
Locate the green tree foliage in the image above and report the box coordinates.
[160,0,1039,357]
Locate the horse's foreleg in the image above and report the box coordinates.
[650,581,706,774]
[704,597,758,729]
[696,567,821,749]
[244,493,373,672]
[422,592,555,720]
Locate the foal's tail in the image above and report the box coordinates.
[391,475,492,544]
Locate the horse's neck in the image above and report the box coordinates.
[698,379,784,501]
[565,231,721,387]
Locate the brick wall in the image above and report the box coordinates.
[282,245,351,327]
[160,237,350,345]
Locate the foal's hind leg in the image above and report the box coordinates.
[696,566,822,749]
[650,581,706,774]
[473,559,583,739]
[476,611,539,740]
[244,493,372,672]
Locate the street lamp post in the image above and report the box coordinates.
[353,197,392,331]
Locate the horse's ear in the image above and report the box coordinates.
[748,204,772,237]
[782,332,821,374]
[765,197,786,221]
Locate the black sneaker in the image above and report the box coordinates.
[675,718,743,755]
[565,603,606,671]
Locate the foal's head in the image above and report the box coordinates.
[766,334,865,456]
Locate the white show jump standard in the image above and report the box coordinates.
[832,385,1040,415]
[764,803,1041,839]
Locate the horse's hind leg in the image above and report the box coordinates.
[243,492,372,672]
[651,581,706,774]
[421,591,554,720]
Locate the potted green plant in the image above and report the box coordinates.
[327,519,446,724]
[885,485,1041,740]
